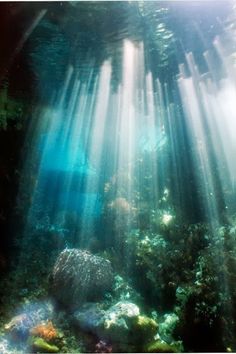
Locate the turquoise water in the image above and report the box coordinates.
[1,1,236,353]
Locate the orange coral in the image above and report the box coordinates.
[30,321,57,341]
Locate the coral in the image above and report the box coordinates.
[173,225,236,352]
[4,300,54,340]
[4,314,29,334]
[133,315,158,344]
[30,321,57,342]
[0,337,15,354]
[145,340,179,353]
[158,313,179,343]
[29,336,59,353]
[51,249,114,308]
[102,301,140,339]
[111,274,143,303]
[125,223,210,309]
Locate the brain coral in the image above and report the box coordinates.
[51,249,114,308]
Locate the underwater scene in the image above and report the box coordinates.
[1,1,236,353]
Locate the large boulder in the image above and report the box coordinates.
[50,249,114,308]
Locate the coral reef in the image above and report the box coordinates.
[125,223,209,309]
[50,249,114,308]
[0,337,14,354]
[4,300,54,340]
[1,299,84,353]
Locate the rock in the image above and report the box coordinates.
[145,340,179,353]
[50,249,114,308]
[29,336,59,353]
[4,300,54,340]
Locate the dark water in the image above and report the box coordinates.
[1,2,236,353]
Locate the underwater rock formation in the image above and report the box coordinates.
[51,249,114,308]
